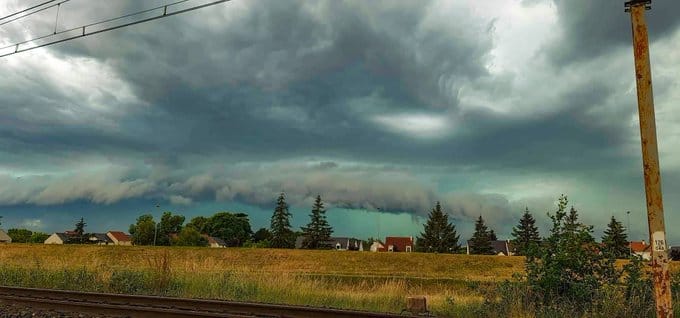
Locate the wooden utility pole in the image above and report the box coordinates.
[625,0,673,316]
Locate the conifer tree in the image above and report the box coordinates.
[489,229,497,241]
[564,205,595,243]
[511,207,541,256]
[601,216,629,259]
[75,217,86,236]
[566,206,579,231]
[416,202,460,253]
[301,195,333,249]
[270,192,295,248]
[74,217,87,244]
[469,215,495,255]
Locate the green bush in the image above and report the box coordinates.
[108,270,150,294]
[525,195,619,308]
[478,195,658,317]
[51,268,99,291]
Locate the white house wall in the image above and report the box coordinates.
[44,234,64,244]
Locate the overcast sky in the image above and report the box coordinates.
[1,0,679,243]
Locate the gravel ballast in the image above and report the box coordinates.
[0,304,129,318]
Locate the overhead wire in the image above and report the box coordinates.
[0,0,230,58]
[0,0,59,21]
[0,0,70,27]
[1,0,189,52]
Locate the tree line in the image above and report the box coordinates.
[415,196,632,258]
[124,193,335,248]
[269,193,334,249]
[0,215,51,243]
[0,193,641,258]
[0,193,335,248]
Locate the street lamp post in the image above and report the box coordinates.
[153,204,160,246]
[627,211,632,255]
[375,207,382,242]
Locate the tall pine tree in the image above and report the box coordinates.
[270,192,295,248]
[469,215,495,255]
[416,202,460,253]
[74,217,86,243]
[511,207,541,256]
[301,195,333,249]
[564,205,595,243]
[601,216,629,259]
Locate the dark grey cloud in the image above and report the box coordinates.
[544,0,680,66]
[2,1,499,167]
[1,0,645,176]
[2,0,680,240]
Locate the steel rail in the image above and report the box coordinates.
[0,294,252,318]
[0,286,421,318]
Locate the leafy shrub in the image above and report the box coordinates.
[479,195,658,317]
[108,270,150,294]
[525,195,619,309]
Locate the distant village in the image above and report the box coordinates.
[0,228,666,260]
[0,193,677,261]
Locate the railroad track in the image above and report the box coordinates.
[0,286,424,318]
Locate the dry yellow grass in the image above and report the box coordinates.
[0,244,525,281]
[0,244,525,316]
[2,244,677,317]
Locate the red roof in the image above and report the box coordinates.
[381,236,414,252]
[630,241,650,253]
[108,231,131,242]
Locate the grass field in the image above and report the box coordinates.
[0,244,527,316]
[0,244,678,317]
[0,244,524,279]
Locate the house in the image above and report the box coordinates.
[492,240,514,256]
[370,241,385,252]
[670,246,680,260]
[44,232,71,244]
[294,236,306,249]
[630,240,652,260]
[107,231,133,246]
[88,233,113,245]
[206,236,227,248]
[379,236,414,252]
[0,229,11,243]
[466,240,514,256]
[44,232,112,245]
[328,237,364,251]
[294,236,364,250]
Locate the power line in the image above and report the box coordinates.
[0,0,70,27]
[0,0,59,21]
[1,0,189,52]
[0,0,230,58]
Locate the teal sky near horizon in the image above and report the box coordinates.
[0,199,657,245]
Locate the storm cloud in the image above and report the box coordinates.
[1,0,679,241]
